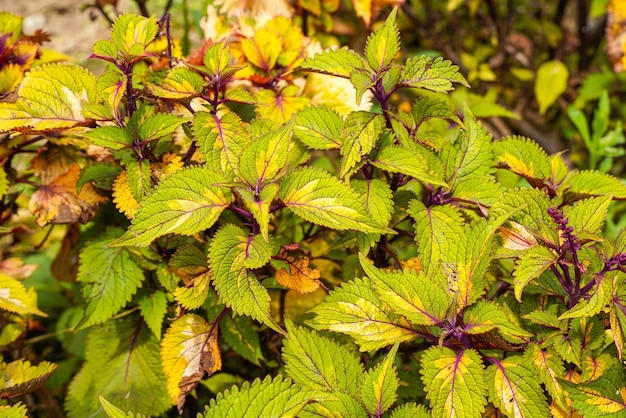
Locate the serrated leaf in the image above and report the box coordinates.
[525,345,568,410]
[493,136,551,183]
[100,396,148,418]
[97,71,126,116]
[486,357,550,417]
[559,277,611,320]
[146,67,204,99]
[0,402,28,418]
[294,105,342,150]
[535,60,568,114]
[193,108,249,175]
[274,245,322,294]
[352,179,393,226]
[565,170,626,199]
[208,225,282,333]
[581,353,612,382]
[360,343,399,415]
[491,187,552,230]
[463,301,532,340]
[447,108,493,185]
[112,167,232,247]
[0,272,46,316]
[300,392,368,418]
[308,277,416,351]
[370,145,447,187]
[138,113,186,142]
[138,290,167,338]
[239,117,293,186]
[174,271,211,310]
[77,229,144,328]
[513,245,559,301]
[0,360,56,399]
[161,314,221,411]
[365,7,399,71]
[560,366,626,416]
[255,85,310,124]
[77,163,121,193]
[237,184,278,242]
[563,196,612,236]
[201,375,317,418]
[390,403,431,418]
[0,63,96,132]
[241,28,281,71]
[279,167,392,234]
[399,56,469,92]
[283,321,364,393]
[112,170,139,219]
[111,14,158,54]
[341,111,384,178]
[452,175,502,207]
[408,200,464,276]
[83,126,132,150]
[420,347,487,418]
[169,245,208,282]
[66,319,169,417]
[359,253,449,325]
[220,313,264,366]
[300,47,367,78]
[411,96,462,127]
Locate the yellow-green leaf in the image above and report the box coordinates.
[535,60,568,114]
[0,272,46,316]
[0,359,57,399]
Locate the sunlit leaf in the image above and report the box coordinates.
[0,360,56,399]
[360,343,399,415]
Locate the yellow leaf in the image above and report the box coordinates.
[500,222,538,251]
[0,273,46,316]
[274,244,322,294]
[29,165,107,227]
[112,170,139,219]
[174,271,212,310]
[161,314,222,412]
[256,85,309,123]
[0,359,56,399]
[241,28,281,72]
[0,64,23,95]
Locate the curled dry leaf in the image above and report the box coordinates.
[29,165,107,227]
[274,244,322,293]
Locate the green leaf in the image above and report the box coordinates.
[294,105,342,150]
[559,277,611,320]
[0,402,28,418]
[463,301,532,340]
[146,67,204,99]
[308,277,416,351]
[352,179,393,227]
[360,343,399,415]
[411,96,462,127]
[535,60,568,114]
[452,175,502,207]
[138,290,167,338]
[0,63,97,132]
[237,184,278,242]
[565,170,626,200]
[66,318,170,418]
[420,347,487,418]
[77,163,121,193]
[563,196,612,236]
[126,159,151,204]
[408,200,464,276]
[220,313,264,366]
[359,253,450,326]
[390,403,431,418]
[201,375,317,418]
[193,108,249,175]
[340,111,384,178]
[83,126,132,150]
[399,56,469,92]
[299,47,367,78]
[112,167,232,247]
[513,245,559,301]
[111,14,158,55]
[239,117,293,186]
[524,345,568,410]
[138,113,186,142]
[279,167,392,234]
[0,11,23,43]
[490,188,552,230]
[208,225,281,333]
[300,392,368,418]
[77,229,144,328]
[96,71,126,115]
[365,7,399,71]
[486,357,550,417]
[161,314,221,410]
[0,359,56,399]
[283,321,364,393]
[370,145,447,187]
[0,273,46,316]
[560,366,626,416]
[493,136,551,182]
[100,396,148,418]
[446,108,493,185]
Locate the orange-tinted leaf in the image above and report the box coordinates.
[274,244,322,293]
[29,165,107,226]
[112,170,139,219]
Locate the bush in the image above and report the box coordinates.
[1,4,626,417]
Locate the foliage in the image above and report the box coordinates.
[1,2,626,417]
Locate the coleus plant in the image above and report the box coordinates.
[1,6,626,418]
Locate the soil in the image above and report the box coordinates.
[2,0,131,70]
